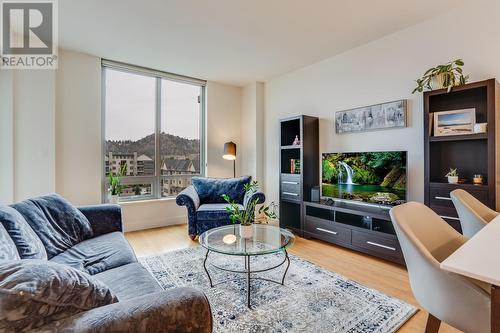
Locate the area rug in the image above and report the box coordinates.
[139,247,416,333]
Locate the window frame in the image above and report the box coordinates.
[101,60,206,203]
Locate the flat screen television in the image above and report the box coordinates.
[322,151,407,206]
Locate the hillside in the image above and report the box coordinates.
[106,132,200,158]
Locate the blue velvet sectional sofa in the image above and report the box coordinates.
[176,176,265,239]
[0,194,212,332]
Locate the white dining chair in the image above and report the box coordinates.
[390,202,490,333]
[451,189,498,238]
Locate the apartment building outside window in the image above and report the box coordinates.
[102,60,206,202]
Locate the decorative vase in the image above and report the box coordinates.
[447,176,459,184]
[109,194,119,204]
[430,73,447,90]
[239,224,253,239]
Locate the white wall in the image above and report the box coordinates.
[56,50,102,205]
[264,0,500,205]
[241,82,265,182]
[241,83,257,178]
[206,81,242,178]
[13,71,56,201]
[1,70,56,203]
[0,72,14,203]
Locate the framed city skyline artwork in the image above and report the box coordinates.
[335,100,407,134]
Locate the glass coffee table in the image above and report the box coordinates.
[199,224,295,308]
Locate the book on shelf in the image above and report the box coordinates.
[290,159,301,174]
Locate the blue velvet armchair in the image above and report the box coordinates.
[176,176,265,239]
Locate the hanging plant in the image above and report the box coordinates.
[412,59,469,94]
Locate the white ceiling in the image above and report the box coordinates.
[59,0,463,86]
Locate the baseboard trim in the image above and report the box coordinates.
[124,215,187,232]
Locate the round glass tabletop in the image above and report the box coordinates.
[199,224,295,256]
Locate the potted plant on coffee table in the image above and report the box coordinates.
[222,181,277,238]
[108,163,127,204]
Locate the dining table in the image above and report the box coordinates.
[441,215,500,333]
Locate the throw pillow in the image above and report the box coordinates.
[0,260,118,331]
[193,176,251,204]
[0,205,47,260]
[12,194,94,258]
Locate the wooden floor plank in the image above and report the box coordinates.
[126,224,461,333]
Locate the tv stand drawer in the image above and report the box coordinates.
[351,230,403,262]
[304,216,351,245]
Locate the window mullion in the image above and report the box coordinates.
[200,86,206,176]
[101,67,107,203]
[155,77,162,199]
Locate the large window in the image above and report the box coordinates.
[103,61,205,201]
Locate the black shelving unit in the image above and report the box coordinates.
[279,115,319,235]
[424,78,500,231]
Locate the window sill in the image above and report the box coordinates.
[118,197,177,206]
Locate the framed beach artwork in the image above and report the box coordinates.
[433,108,476,136]
[335,100,407,134]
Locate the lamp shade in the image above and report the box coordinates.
[223,141,236,160]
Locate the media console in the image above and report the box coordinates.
[302,200,404,265]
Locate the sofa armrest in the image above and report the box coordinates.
[243,191,266,208]
[176,186,200,211]
[78,204,123,236]
[37,287,212,333]
[176,186,201,237]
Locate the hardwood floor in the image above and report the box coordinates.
[126,224,461,333]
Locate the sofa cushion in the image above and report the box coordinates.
[197,203,244,221]
[0,260,118,332]
[12,194,94,259]
[0,223,20,260]
[50,232,137,275]
[192,176,251,204]
[94,263,162,300]
[0,205,47,259]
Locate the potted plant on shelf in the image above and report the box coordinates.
[412,59,469,94]
[222,181,277,238]
[445,168,459,184]
[108,163,127,204]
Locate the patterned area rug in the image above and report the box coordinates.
[139,247,416,333]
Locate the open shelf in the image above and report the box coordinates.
[428,85,488,122]
[280,200,301,230]
[280,145,302,149]
[372,218,396,235]
[429,133,487,142]
[280,118,301,146]
[280,149,301,174]
[428,139,488,183]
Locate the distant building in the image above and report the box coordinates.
[136,154,155,175]
[161,158,199,196]
[105,152,154,176]
[105,152,200,197]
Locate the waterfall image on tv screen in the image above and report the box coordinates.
[322,151,407,206]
